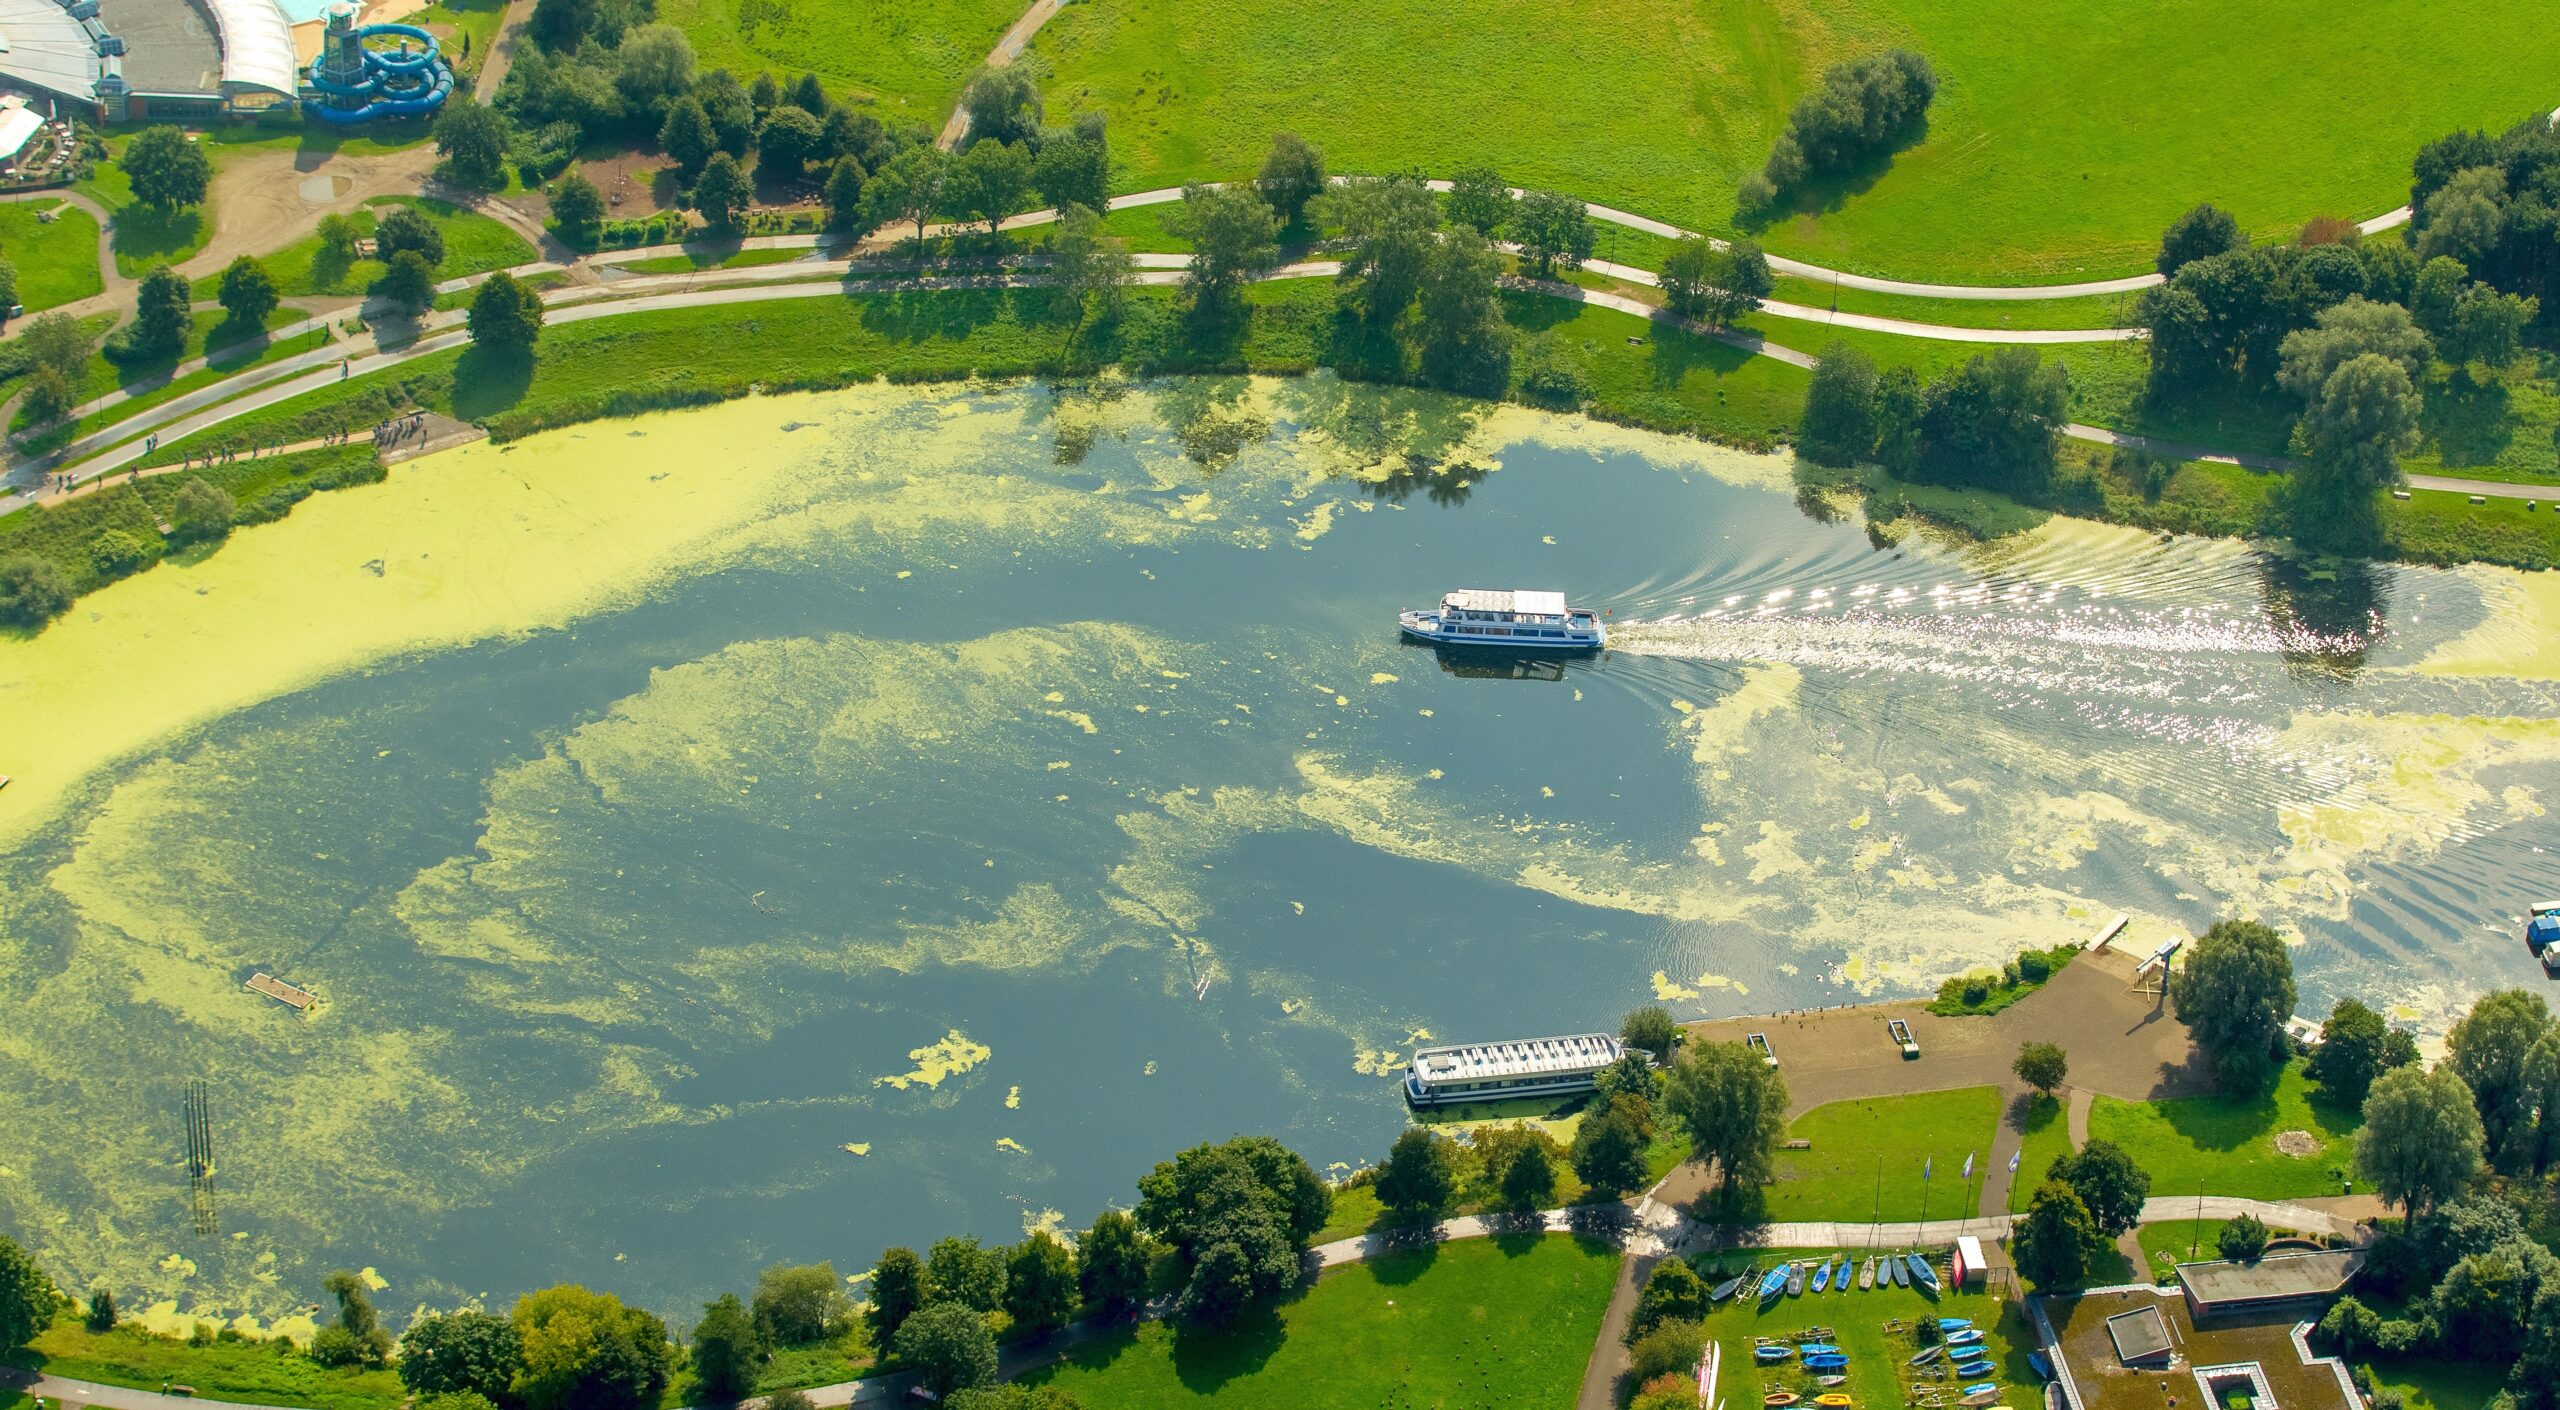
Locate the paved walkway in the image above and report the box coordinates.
[934,0,1072,150]
[474,0,539,102]
[0,189,124,314]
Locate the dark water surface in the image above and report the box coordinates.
[1,379,2553,1319]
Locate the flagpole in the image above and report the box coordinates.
[1870,1156,1883,1251]
[1917,1155,1932,1247]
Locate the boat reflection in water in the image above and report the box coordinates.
[1404,635,1583,681]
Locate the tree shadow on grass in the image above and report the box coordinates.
[1364,1236,1445,1286]
[1647,321,1757,392]
[851,282,1020,347]
[1166,1302,1288,1395]
[110,204,202,267]
[1496,287,1582,337]
[2155,1080,2281,1154]
[1732,117,1933,236]
[450,345,534,420]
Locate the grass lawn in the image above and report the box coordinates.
[1022,1233,1616,1410]
[2007,1094,2072,1214]
[2133,1219,2241,1278]
[192,196,535,300]
[0,199,104,310]
[1034,0,2560,282]
[1765,1087,2005,1222]
[2404,356,2560,487]
[2386,484,2560,570]
[659,0,1028,119]
[2087,1061,2361,1203]
[1681,1248,2040,1410]
[2352,1353,2509,1410]
[10,307,310,438]
[1767,275,2135,331]
[8,1318,402,1410]
[611,246,823,274]
[412,0,508,85]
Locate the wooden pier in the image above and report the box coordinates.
[246,972,319,1012]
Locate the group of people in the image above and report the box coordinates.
[376,412,427,446]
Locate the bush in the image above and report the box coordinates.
[0,554,72,627]
[2319,1295,2381,1355]
[87,528,159,580]
[1625,1318,1707,1383]
[2218,1213,2270,1262]
[1632,1374,1697,1410]
[167,477,236,546]
[310,1325,363,1367]
[2018,950,2052,983]
[2373,1318,2427,1355]
[1961,977,1990,1007]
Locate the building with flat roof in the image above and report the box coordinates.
[2039,1274,2363,1410]
[0,0,299,120]
[2175,1250,2362,1319]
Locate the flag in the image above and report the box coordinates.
[2007,1150,2022,1173]
[1923,1155,1932,1178]
[1963,1153,1975,1180]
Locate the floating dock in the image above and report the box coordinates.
[246,972,318,1011]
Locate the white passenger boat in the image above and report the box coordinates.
[1398,589,1605,651]
[1402,1032,1628,1107]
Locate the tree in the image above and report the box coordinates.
[0,555,70,628]
[399,1310,524,1403]
[688,1294,762,1403]
[1572,1092,1654,1200]
[822,157,869,234]
[1594,1051,1659,1105]
[1626,1321,1710,1384]
[692,151,752,233]
[2012,1181,2102,1290]
[1033,128,1110,216]
[1171,183,1279,316]
[1135,1135,1328,1325]
[510,1285,673,1410]
[960,67,1040,148]
[435,100,513,188]
[2170,917,2296,1089]
[750,72,781,114]
[2417,166,2505,267]
[1658,237,1721,321]
[2448,990,2552,1173]
[1512,189,1593,277]
[866,1248,927,1349]
[313,1327,366,1368]
[925,1236,1006,1314]
[750,1263,843,1345]
[84,1287,116,1332]
[1660,237,1774,327]
[2442,284,2538,371]
[217,257,280,330]
[1416,226,1510,396]
[757,105,823,179]
[2287,351,2421,551]
[1500,1136,1558,1210]
[0,258,18,315]
[1707,239,1773,327]
[375,205,447,268]
[550,169,604,244]
[2048,1138,2149,1237]
[469,272,545,357]
[789,73,827,116]
[1044,203,1134,327]
[168,477,235,547]
[1375,1127,1459,1222]
[1911,345,2069,492]
[1620,1007,1681,1065]
[2318,1294,2382,1356]
[2218,1212,2270,1262]
[862,145,951,244]
[659,96,717,178]
[378,250,437,316]
[1446,166,1512,235]
[2158,203,2245,277]
[2356,1063,2486,1220]
[945,138,1033,233]
[1660,1040,1789,1201]
[1630,1259,1707,1338]
[1002,1233,1077,1337]
[614,24,695,109]
[1798,343,1880,466]
[2521,1285,2560,1410]
[1324,173,1439,327]
[1077,1210,1149,1314]
[698,71,756,157]
[2525,1028,2560,1174]
[2436,1244,2546,1361]
[2308,999,2404,1104]
[0,1236,59,1351]
[1255,132,1325,227]
[123,125,210,209]
[2014,1041,2069,1098]
[2411,255,2469,336]
[318,212,363,263]
[895,1303,997,1401]
[2276,296,2433,401]
[130,264,191,357]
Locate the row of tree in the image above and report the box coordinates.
[1796,342,2071,494]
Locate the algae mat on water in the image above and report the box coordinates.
[0,377,2553,1319]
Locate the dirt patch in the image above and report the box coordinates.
[577,148,683,214]
[2273,1129,2322,1157]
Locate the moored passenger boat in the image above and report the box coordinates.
[1399,589,1605,650]
[1401,1031,1628,1107]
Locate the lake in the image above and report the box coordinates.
[0,376,2551,1321]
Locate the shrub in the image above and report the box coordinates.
[2319,1295,2380,1355]
[1961,977,1990,1007]
[1632,1374,1697,1410]
[2018,950,2052,983]
[311,1325,363,1366]
[84,1287,116,1332]
[2001,960,2023,988]
[0,554,72,627]
[87,528,159,580]
[1626,1319,1707,1383]
[167,477,236,546]
[2218,1213,2270,1262]
[2373,1318,2426,1355]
